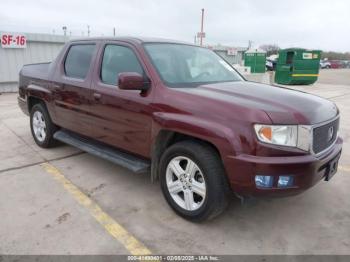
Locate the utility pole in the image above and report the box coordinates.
[248,40,253,49]
[62,26,67,36]
[113,27,116,36]
[194,35,197,45]
[87,25,90,37]
[200,8,205,46]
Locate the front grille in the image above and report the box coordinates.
[313,118,339,154]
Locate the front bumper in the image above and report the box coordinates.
[225,137,343,197]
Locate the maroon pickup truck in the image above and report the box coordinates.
[18,37,342,221]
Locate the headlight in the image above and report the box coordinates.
[254,124,298,147]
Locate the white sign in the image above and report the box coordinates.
[302,53,313,59]
[227,48,237,56]
[1,33,27,48]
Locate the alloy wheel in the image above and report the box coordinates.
[166,156,206,211]
[32,111,47,142]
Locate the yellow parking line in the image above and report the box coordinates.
[41,162,152,255]
[291,74,319,77]
[339,165,350,172]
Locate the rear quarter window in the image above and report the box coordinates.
[64,44,95,79]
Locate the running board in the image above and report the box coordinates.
[53,130,150,174]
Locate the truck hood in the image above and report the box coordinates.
[176,81,338,125]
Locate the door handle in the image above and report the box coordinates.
[93,93,102,100]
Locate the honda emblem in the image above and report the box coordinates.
[328,126,334,142]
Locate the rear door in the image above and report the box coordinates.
[90,41,154,158]
[51,42,99,137]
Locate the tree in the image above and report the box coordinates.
[259,44,280,56]
[321,51,350,60]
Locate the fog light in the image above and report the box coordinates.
[255,175,273,188]
[278,176,294,188]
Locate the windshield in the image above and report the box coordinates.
[144,43,243,87]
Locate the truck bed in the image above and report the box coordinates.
[20,62,51,81]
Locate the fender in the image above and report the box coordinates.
[26,83,55,118]
[27,83,52,94]
[26,83,51,103]
[150,112,243,181]
[153,112,242,156]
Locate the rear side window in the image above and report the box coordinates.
[101,45,143,85]
[64,44,95,79]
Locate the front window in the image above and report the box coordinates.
[101,45,144,86]
[144,43,243,87]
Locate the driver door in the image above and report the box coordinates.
[90,42,154,158]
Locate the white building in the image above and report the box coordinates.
[209,45,248,66]
[0,32,68,93]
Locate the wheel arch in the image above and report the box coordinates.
[150,119,241,183]
[26,83,52,112]
[150,111,243,182]
[151,129,225,182]
[28,96,46,112]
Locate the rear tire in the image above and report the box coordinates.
[159,140,230,222]
[30,103,58,148]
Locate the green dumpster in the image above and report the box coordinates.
[244,49,266,73]
[275,48,321,85]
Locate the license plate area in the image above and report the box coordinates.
[325,154,341,181]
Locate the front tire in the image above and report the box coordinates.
[159,141,230,222]
[30,103,58,148]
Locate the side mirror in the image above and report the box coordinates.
[118,72,149,91]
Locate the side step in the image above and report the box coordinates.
[53,130,150,174]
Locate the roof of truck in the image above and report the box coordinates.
[69,36,191,45]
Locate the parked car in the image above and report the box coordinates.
[266,58,277,71]
[266,54,278,71]
[341,60,350,68]
[18,37,343,221]
[320,60,331,69]
[329,60,343,69]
